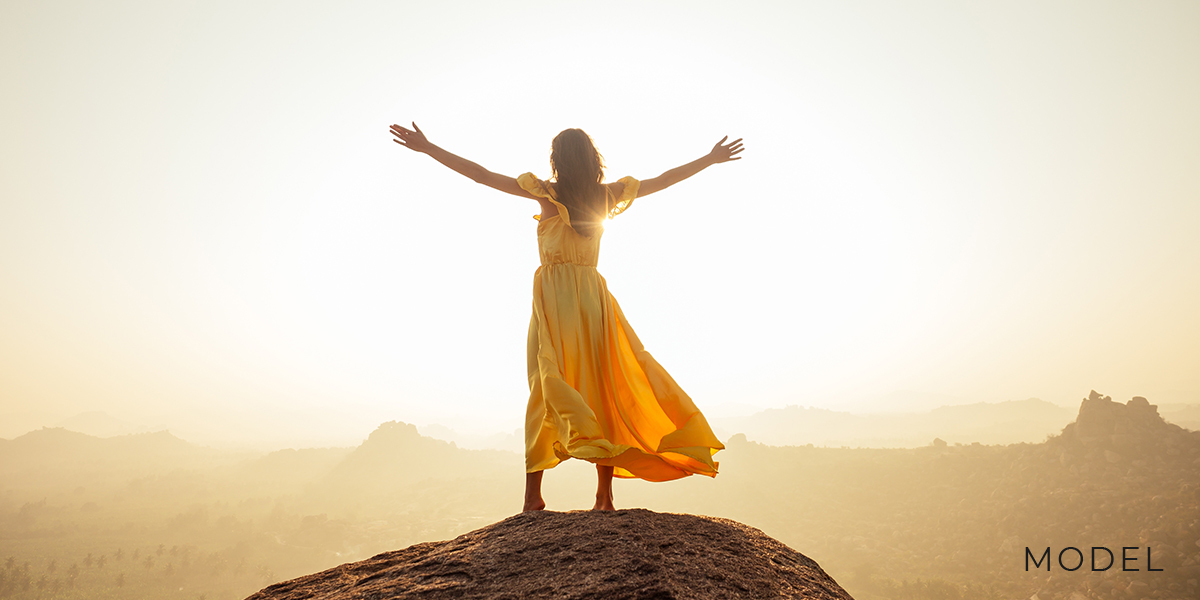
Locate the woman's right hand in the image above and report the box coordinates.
[390,122,433,153]
[708,136,745,163]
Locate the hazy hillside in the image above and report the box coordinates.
[0,428,241,496]
[51,413,164,439]
[1159,403,1200,431]
[416,424,523,453]
[710,398,1078,447]
[0,392,1196,600]
[675,392,1200,600]
[308,421,518,532]
[417,397,1200,451]
[223,447,355,497]
[418,398,1091,451]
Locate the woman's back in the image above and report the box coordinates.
[520,173,635,268]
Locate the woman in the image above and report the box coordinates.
[390,123,743,511]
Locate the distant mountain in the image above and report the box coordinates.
[311,421,520,514]
[710,398,1076,447]
[2,427,203,465]
[232,446,355,494]
[53,410,163,437]
[418,424,523,452]
[1158,403,1200,431]
[0,427,231,493]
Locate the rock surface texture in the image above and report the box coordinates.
[245,509,855,600]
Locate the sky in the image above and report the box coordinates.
[2,0,1198,448]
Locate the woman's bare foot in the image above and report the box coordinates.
[592,465,615,510]
[591,492,615,511]
[523,470,546,512]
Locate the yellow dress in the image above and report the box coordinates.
[518,173,724,482]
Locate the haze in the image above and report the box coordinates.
[2,0,1198,448]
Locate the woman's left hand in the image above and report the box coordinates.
[708,136,745,163]
[390,122,432,153]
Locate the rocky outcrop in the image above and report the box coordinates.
[1004,392,1200,599]
[245,509,854,600]
[1053,390,1194,466]
[1065,390,1175,445]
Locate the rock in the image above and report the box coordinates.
[932,437,947,448]
[245,509,855,600]
[1057,392,1180,456]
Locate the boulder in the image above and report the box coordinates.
[245,509,855,600]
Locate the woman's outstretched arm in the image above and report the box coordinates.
[636,136,744,197]
[390,122,537,200]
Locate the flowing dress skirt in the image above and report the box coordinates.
[524,262,724,482]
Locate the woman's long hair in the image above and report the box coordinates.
[549,128,606,237]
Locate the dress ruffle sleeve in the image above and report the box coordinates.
[519,172,573,226]
[607,176,640,218]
